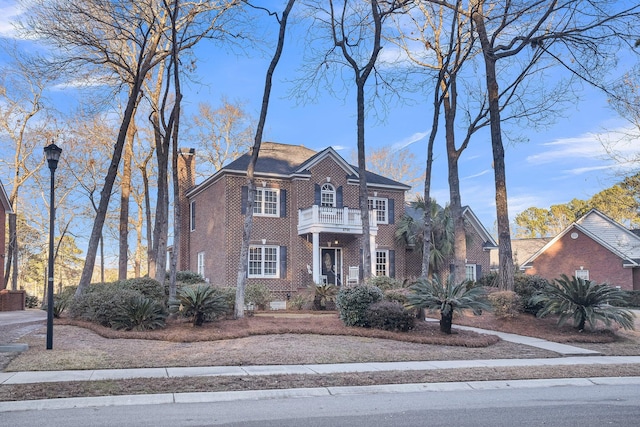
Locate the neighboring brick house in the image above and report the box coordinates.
[0,178,12,291]
[404,206,498,282]
[179,142,410,300]
[521,209,640,290]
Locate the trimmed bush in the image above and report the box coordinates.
[336,285,383,327]
[488,290,521,318]
[111,296,167,331]
[218,287,237,316]
[245,283,273,310]
[121,277,165,302]
[25,294,39,308]
[476,271,499,287]
[623,290,640,308]
[366,276,403,292]
[514,273,550,314]
[170,271,206,285]
[384,288,411,305]
[69,284,142,327]
[365,301,415,332]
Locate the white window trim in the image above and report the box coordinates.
[465,264,477,282]
[190,200,196,232]
[197,251,205,278]
[368,197,388,224]
[375,249,389,277]
[575,269,589,280]
[253,188,280,217]
[248,245,280,278]
[321,183,336,207]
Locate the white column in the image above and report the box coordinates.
[370,233,376,277]
[312,232,320,284]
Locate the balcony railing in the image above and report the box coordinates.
[297,205,377,235]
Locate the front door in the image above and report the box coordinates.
[321,247,342,286]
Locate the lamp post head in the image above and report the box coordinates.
[44,143,62,171]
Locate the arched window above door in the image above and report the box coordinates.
[321,183,336,207]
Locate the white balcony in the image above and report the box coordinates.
[297,205,377,235]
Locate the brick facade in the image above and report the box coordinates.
[525,225,637,290]
[182,143,410,300]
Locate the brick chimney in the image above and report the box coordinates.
[177,148,195,271]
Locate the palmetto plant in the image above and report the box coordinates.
[178,285,228,326]
[531,274,635,331]
[111,296,167,331]
[407,276,490,334]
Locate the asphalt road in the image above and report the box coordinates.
[3,383,639,426]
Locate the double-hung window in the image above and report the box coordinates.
[368,197,388,224]
[249,245,279,278]
[253,188,279,217]
[375,250,389,277]
[197,252,205,278]
[465,264,477,282]
[575,269,589,280]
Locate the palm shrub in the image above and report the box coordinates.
[178,285,227,326]
[309,283,338,310]
[111,296,168,331]
[336,285,383,327]
[407,276,490,334]
[531,274,635,331]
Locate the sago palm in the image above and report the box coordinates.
[178,285,228,326]
[407,275,490,334]
[531,274,635,331]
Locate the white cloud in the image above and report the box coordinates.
[463,169,491,180]
[390,130,428,152]
[53,75,119,90]
[0,3,22,38]
[527,126,639,166]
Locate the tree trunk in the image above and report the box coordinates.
[440,306,453,334]
[472,2,515,291]
[235,0,296,318]
[443,80,466,285]
[76,78,144,295]
[3,213,17,290]
[118,118,136,281]
[356,81,372,280]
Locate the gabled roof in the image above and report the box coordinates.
[403,204,497,249]
[0,179,12,214]
[521,209,640,269]
[187,142,410,198]
[462,206,498,249]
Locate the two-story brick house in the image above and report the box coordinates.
[179,142,410,300]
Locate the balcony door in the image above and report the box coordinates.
[321,247,342,286]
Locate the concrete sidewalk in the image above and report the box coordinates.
[2,355,640,386]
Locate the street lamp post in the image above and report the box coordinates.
[44,142,62,350]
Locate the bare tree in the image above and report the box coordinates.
[188,98,255,177]
[19,0,242,295]
[235,0,297,318]
[0,48,54,289]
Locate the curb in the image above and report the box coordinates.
[2,376,640,413]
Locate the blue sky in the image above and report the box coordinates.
[1,0,638,234]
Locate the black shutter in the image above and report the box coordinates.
[280,246,287,279]
[389,250,395,278]
[190,201,196,231]
[280,189,287,218]
[359,249,364,280]
[476,264,482,280]
[388,199,395,224]
[314,183,321,205]
[241,186,248,214]
[336,186,343,208]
